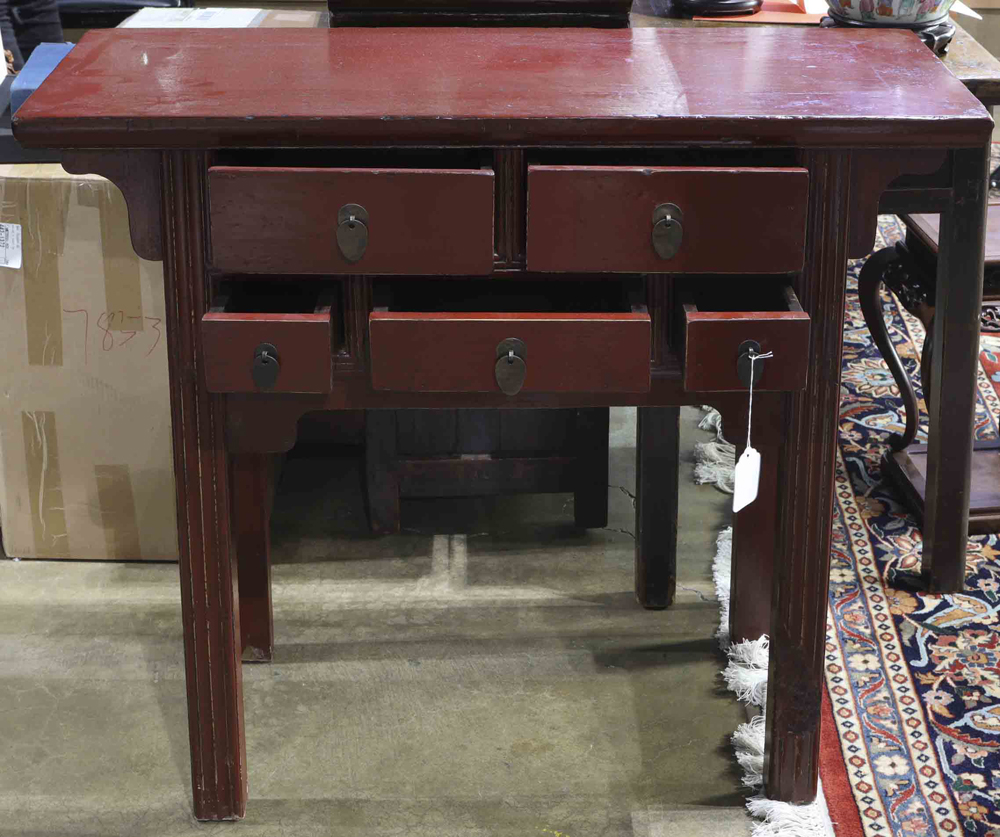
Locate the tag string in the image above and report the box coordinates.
[746,349,774,450]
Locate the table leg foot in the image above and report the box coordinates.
[573,408,611,529]
[634,406,679,610]
[364,410,401,535]
[234,452,274,663]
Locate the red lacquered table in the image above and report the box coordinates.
[13,25,991,821]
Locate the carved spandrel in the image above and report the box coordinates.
[61,150,163,261]
[847,148,948,259]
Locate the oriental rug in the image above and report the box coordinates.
[823,215,1000,837]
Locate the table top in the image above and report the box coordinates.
[13,26,991,149]
[630,0,1000,107]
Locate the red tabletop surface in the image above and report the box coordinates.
[13,26,993,148]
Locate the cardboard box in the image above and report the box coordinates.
[119,7,326,27]
[0,165,177,560]
[0,10,323,561]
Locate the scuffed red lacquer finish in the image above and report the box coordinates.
[12,27,992,149]
[527,166,808,274]
[208,167,495,275]
[369,311,651,393]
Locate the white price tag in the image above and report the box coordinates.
[734,346,772,513]
[0,223,22,269]
[733,446,761,513]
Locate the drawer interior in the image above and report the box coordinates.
[679,277,803,316]
[210,279,339,321]
[672,276,806,360]
[209,279,345,360]
[213,281,340,316]
[372,277,644,315]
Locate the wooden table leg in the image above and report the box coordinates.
[233,452,274,663]
[574,408,610,529]
[634,406,679,609]
[720,393,782,644]
[921,144,989,592]
[364,409,401,535]
[857,246,922,451]
[163,152,247,820]
[764,150,850,803]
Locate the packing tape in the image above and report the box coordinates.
[21,410,69,557]
[97,186,143,332]
[3,176,70,366]
[94,464,141,560]
[79,180,144,333]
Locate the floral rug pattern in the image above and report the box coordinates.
[825,215,1000,836]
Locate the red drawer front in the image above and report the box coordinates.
[208,166,495,275]
[202,306,333,394]
[526,166,809,274]
[683,286,811,393]
[369,311,650,394]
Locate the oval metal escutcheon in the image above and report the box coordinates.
[736,339,763,388]
[252,342,280,391]
[495,338,527,396]
[651,203,684,260]
[337,203,369,263]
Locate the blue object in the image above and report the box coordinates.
[11,42,75,115]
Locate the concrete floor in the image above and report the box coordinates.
[0,407,753,837]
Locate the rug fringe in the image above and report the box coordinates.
[699,405,726,439]
[695,408,736,493]
[733,714,766,788]
[705,413,834,837]
[724,637,769,708]
[694,441,736,494]
[712,526,733,647]
[746,794,836,837]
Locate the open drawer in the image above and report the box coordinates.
[369,279,650,394]
[201,283,338,394]
[682,281,810,392]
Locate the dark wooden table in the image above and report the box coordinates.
[631,0,1000,108]
[858,203,1000,536]
[14,25,991,822]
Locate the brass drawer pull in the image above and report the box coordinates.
[336,203,369,263]
[251,342,281,391]
[494,337,527,396]
[651,203,683,260]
